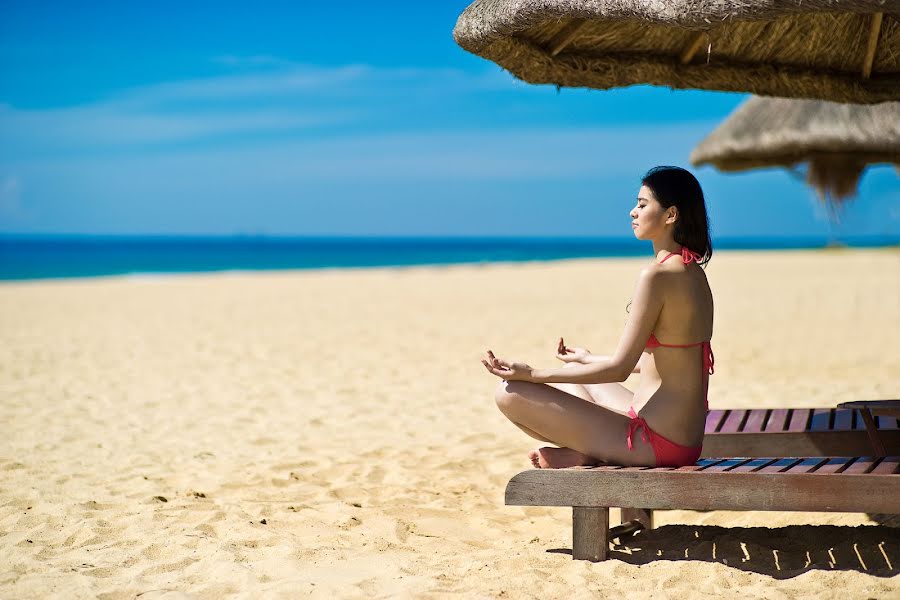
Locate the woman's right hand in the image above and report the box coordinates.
[556,337,590,363]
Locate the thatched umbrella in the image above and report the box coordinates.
[691,97,900,202]
[453,1,900,103]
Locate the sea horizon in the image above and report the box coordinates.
[1,233,898,282]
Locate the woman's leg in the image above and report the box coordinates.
[494,380,656,467]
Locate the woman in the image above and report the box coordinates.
[481,166,714,469]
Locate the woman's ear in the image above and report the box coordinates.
[665,207,678,225]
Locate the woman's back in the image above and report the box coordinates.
[633,255,713,447]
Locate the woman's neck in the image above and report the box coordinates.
[652,239,682,261]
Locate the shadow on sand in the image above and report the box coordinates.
[548,524,899,578]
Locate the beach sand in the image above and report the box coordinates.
[1,248,899,598]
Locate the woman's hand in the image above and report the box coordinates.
[556,337,590,363]
[481,350,533,382]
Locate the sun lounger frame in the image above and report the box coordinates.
[505,456,900,561]
[702,408,900,457]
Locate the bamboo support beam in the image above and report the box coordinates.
[548,18,588,57]
[680,31,707,64]
[862,12,883,79]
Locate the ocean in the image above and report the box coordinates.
[0,235,897,281]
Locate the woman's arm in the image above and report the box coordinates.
[581,353,640,373]
[530,267,664,384]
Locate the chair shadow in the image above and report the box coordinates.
[548,524,899,578]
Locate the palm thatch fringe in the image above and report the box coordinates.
[454,0,900,103]
[691,97,900,201]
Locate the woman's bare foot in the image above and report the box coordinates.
[528,446,599,469]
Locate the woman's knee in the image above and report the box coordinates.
[493,379,531,413]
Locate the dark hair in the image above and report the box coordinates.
[641,166,712,266]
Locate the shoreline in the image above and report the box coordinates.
[1,245,898,285]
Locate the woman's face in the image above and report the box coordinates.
[630,185,669,240]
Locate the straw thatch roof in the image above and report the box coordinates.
[691,97,900,200]
[453,1,900,103]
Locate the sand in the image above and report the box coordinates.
[1,248,899,599]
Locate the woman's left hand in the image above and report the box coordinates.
[481,350,533,382]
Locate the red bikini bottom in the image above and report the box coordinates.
[627,408,702,468]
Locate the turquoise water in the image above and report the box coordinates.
[1,235,896,281]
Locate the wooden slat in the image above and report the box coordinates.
[720,410,748,434]
[729,458,779,473]
[702,429,900,459]
[815,457,854,474]
[765,409,790,432]
[704,410,727,433]
[833,408,854,431]
[872,457,900,475]
[843,456,879,474]
[854,409,868,429]
[705,458,752,472]
[505,461,900,513]
[788,409,812,432]
[547,19,588,57]
[742,409,769,433]
[877,416,899,430]
[679,31,707,64]
[757,458,803,473]
[785,457,829,473]
[810,409,832,431]
[683,458,723,471]
[861,12,884,79]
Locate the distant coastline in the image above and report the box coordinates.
[1,235,897,281]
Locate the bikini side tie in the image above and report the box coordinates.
[626,407,650,450]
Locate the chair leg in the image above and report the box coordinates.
[572,506,609,561]
[621,507,653,530]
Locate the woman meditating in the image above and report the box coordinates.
[481,166,714,469]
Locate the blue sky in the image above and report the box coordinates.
[1,1,897,238]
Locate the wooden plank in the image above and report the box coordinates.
[872,457,900,475]
[699,458,752,473]
[505,465,900,513]
[785,457,829,473]
[720,410,748,434]
[877,416,899,430]
[742,409,769,433]
[765,409,790,432]
[842,457,878,475]
[833,408,854,431]
[859,409,888,456]
[729,458,779,473]
[572,506,608,561]
[788,409,811,432]
[702,429,900,458]
[682,458,723,472]
[705,410,727,433]
[757,458,802,473]
[810,409,832,431]
[815,457,854,474]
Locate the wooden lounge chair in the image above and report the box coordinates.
[505,456,900,561]
[702,407,900,457]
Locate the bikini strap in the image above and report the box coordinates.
[659,247,703,265]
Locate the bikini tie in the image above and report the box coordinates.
[626,407,650,450]
[703,341,715,375]
[681,247,703,264]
